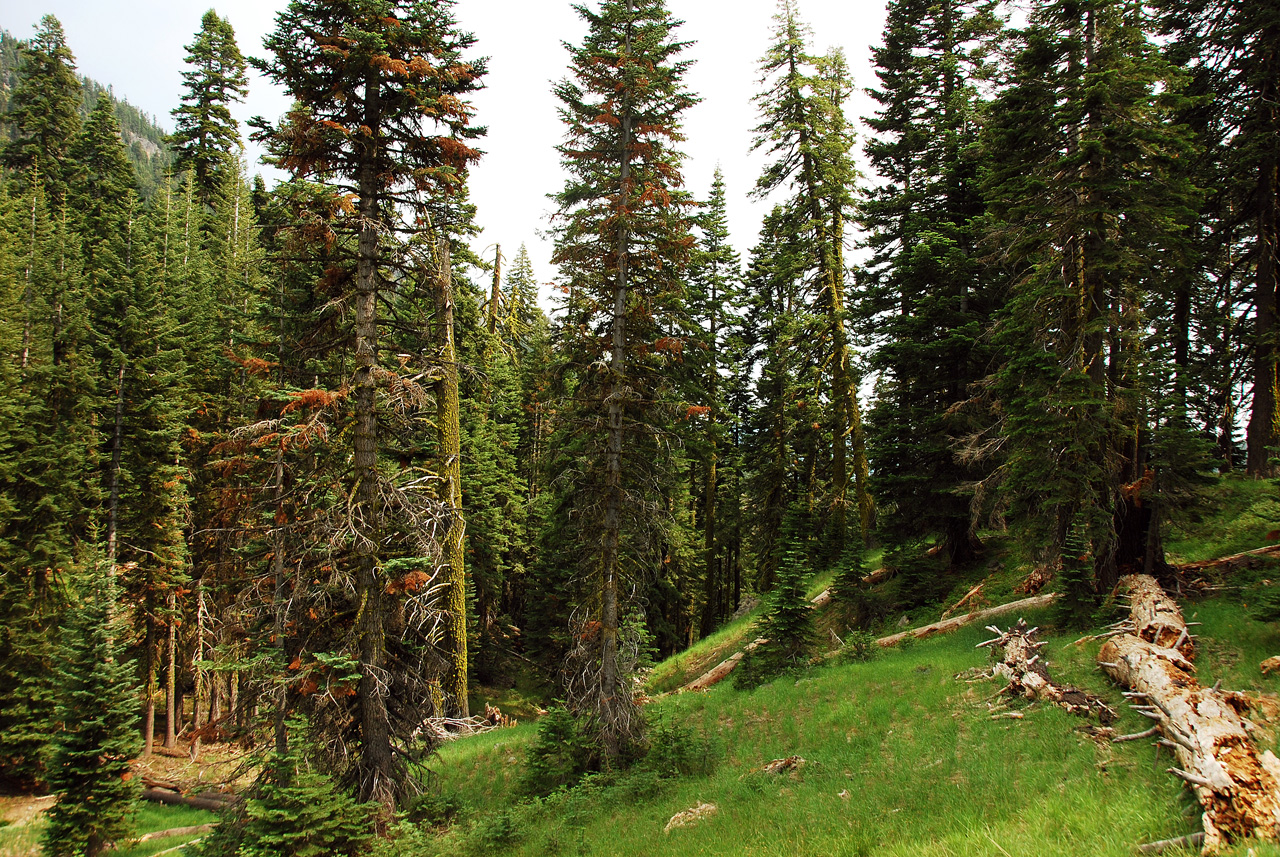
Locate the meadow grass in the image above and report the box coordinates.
[0,801,215,857]
[416,597,1280,856]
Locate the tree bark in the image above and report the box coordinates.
[433,237,469,718]
[352,68,395,810]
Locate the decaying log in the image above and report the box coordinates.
[1099,574,1280,853]
[142,787,236,813]
[983,619,1116,723]
[132,824,218,844]
[1174,544,1280,574]
[681,640,763,693]
[1124,574,1196,659]
[1136,832,1206,854]
[875,594,1058,648]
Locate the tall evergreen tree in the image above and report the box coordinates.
[860,0,1002,569]
[549,0,696,759]
[252,0,485,807]
[170,10,250,201]
[3,15,82,203]
[687,168,745,634]
[751,1,870,552]
[1155,0,1280,476]
[981,0,1198,608]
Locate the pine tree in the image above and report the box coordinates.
[252,0,485,807]
[43,550,141,857]
[170,10,250,200]
[687,168,745,634]
[1154,0,1280,476]
[860,0,1002,569]
[549,0,696,760]
[3,15,82,203]
[735,508,816,688]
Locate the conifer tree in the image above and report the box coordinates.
[981,0,1198,605]
[550,0,696,759]
[751,1,870,552]
[252,0,485,806]
[1154,0,1280,476]
[860,0,1001,568]
[43,551,141,857]
[3,15,82,203]
[170,10,250,200]
[687,168,745,634]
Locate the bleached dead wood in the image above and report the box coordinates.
[131,824,218,844]
[982,619,1115,722]
[941,583,986,620]
[875,594,1058,648]
[1174,544,1280,574]
[1099,574,1280,853]
[681,640,763,693]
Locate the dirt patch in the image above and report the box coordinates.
[0,794,54,826]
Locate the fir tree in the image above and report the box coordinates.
[981,0,1198,605]
[170,10,250,200]
[3,15,82,203]
[252,0,486,807]
[549,0,697,760]
[43,550,141,857]
[735,508,816,688]
[751,1,870,552]
[860,0,1002,570]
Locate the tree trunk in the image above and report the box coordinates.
[164,590,177,749]
[1101,575,1280,852]
[352,70,395,809]
[1247,146,1279,477]
[433,237,469,718]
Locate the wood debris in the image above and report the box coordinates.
[664,801,718,834]
[1099,574,1280,853]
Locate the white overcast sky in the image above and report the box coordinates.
[0,1,889,301]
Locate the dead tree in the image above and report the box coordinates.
[979,619,1116,722]
[1100,574,1280,853]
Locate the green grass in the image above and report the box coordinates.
[1165,474,1280,564]
[0,800,216,857]
[410,596,1280,857]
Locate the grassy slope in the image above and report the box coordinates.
[418,477,1280,857]
[0,803,215,857]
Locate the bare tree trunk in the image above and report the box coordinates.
[105,364,125,574]
[433,237,469,718]
[164,590,177,749]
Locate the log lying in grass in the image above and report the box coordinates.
[142,787,237,813]
[132,824,218,844]
[1099,574,1280,853]
[874,594,1058,648]
[981,618,1116,723]
[1174,544,1280,575]
[677,593,1059,694]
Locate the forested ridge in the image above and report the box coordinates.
[0,0,1278,854]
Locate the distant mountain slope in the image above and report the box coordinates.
[0,27,173,197]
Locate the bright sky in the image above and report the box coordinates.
[0,1,889,302]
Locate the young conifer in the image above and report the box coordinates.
[3,15,82,202]
[43,550,141,857]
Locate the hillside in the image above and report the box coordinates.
[0,27,172,196]
[409,479,1280,857]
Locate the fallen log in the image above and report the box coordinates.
[941,582,985,620]
[1099,574,1280,853]
[132,824,218,844]
[875,594,1058,648]
[678,588,1057,694]
[982,619,1116,723]
[142,788,236,813]
[1174,544,1280,574]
